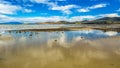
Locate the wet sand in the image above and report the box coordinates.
[0,35,120,68]
[0,24,120,68]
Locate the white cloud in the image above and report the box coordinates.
[19,15,95,23]
[0,3,21,14]
[68,16,95,22]
[0,13,119,23]
[3,13,118,23]
[0,14,9,18]
[0,14,14,23]
[105,31,118,36]
[24,9,33,13]
[30,0,78,14]
[57,0,66,1]
[30,0,48,3]
[0,1,33,14]
[89,3,107,9]
[99,13,119,17]
[18,16,67,23]
[50,5,78,14]
[0,14,95,23]
[78,3,108,13]
[0,15,67,23]
[78,8,90,12]
[117,8,120,12]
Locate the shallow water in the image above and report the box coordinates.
[3,29,120,45]
[0,29,120,68]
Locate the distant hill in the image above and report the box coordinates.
[0,17,120,24]
[96,17,120,21]
[84,17,120,24]
[0,22,23,25]
[37,21,70,24]
[38,17,120,24]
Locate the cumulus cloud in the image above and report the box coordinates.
[24,9,33,13]
[50,5,78,14]
[89,3,107,9]
[0,0,118,23]
[0,14,96,23]
[0,1,33,14]
[30,0,48,3]
[78,3,108,12]
[0,3,21,14]
[0,15,67,23]
[0,14,15,23]
[0,12,119,23]
[99,13,119,17]
[30,0,78,14]
[68,16,95,22]
[78,8,90,12]
[18,16,67,23]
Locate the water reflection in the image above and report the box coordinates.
[0,29,120,68]
[2,29,120,45]
[0,29,120,49]
[105,31,118,36]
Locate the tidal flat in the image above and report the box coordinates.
[0,24,120,68]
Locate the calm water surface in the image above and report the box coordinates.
[0,29,120,68]
[3,29,120,45]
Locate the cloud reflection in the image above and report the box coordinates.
[0,30,120,68]
[105,31,118,36]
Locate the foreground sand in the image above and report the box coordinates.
[0,36,120,68]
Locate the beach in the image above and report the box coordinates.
[0,35,120,68]
[0,24,120,68]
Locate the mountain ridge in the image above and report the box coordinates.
[0,17,120,24]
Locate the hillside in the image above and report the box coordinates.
[38,17,120,24]
[0,17,120,24]
[97,17,120,21]
[84,17,120,24]
[0,22,23,25]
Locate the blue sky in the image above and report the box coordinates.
[0,0,120,23]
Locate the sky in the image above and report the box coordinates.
[0,0,120,23]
